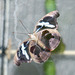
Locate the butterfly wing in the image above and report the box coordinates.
[28,29,60,63]
[14,39,32,66]
[14,10,60,64]
[33,10,60,51]
[28,11,60,63]
[35,29,61,51]
[29,40,51,63]
[34,10,60,32]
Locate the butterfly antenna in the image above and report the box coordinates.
[19,20,29,33]
[12,32,28,35]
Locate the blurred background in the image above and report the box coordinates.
[0,0,75,75]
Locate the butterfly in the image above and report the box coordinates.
[14,10,60,66]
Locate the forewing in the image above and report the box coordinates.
[34,10,60,32]
[14,39,32,66]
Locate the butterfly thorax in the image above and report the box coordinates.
[28,33,46,50]
[28,33,37,42]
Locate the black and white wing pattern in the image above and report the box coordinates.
[34,10,59,32]
[14,10,60,65]
[14,40,32,66]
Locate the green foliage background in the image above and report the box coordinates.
[43,0,65,75]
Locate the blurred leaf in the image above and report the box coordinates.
[44,1,65,75]
[45,0,56,13]
[43,59,56,75]
[44,0,56,75]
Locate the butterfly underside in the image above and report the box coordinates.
[14,10,60,66]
